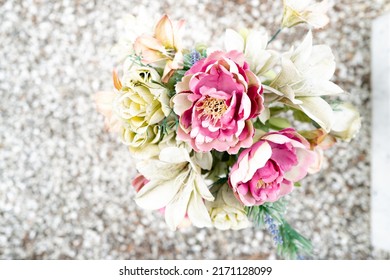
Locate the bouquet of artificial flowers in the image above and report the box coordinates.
[96,0,361,259]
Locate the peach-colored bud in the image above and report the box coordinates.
[94,91,121,132]
[112,69,122,90]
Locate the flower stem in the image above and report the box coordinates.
[267,28,283,45]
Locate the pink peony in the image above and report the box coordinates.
[173,50,264,154]
[229,128,315,206]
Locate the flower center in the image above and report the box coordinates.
[198,96,227,122]
[257,180,271,189]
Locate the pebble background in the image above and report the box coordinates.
[1,0,390,260]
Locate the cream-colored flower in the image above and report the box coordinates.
[135,146,214,230]
[121,124,163,159]
[331,103,361,141]
[268,31,343,132]
[114,65,170,133]
[282,0,330,29]
[206,184,249,230]
[224,28,279,79]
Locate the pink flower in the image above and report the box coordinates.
[173,50,264,154]
[229,128,315,206]
[131,174,149,193]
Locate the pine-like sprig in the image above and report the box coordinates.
[246,200,312,259]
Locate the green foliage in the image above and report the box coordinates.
[127,53,150,68]
[269,106,288,116]
[293,109,312,123]
[159,110,178,135]
[253,119,270,132]
[277,220,313,260]
[208,176,228,189]
[246,200,313,259]
[266,117,291,130]
[245,200,287,227]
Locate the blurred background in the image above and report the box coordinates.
[1,0,390,259]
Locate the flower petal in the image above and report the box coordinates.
[295,96,334,132]
[135,178,182,210]
[154,15,175,49]
[187,191,212,228]
[243,141,272,183]
[224,29,245,52]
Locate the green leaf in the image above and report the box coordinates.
[293,109,312,123]
[266,117,291,130]
[253,119,270,132]
[269,106,288,116]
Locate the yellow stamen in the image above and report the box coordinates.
[197,96,227,122]
[257,180,271,189]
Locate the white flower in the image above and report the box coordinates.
[282,0,330,29]
[206,184,250,230]
[224,28,278,79]
[268,31,343,132]
[134,146,214,230]
[331,103,361,141]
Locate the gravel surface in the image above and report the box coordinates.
[1,0,390,260]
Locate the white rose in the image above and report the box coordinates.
[206,184,250,230]
[114,66,170,133]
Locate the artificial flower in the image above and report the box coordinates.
[132,174,192,229]
[121,124,163,159]
[229,128,315,206]
[224,28,278,78]
[134,146,214,230]
[173,50,264,154]
[206,184,250,230]
[134,15,185,83]
[114,65,170,133]
[268,31,343,132]
[331,102,361,141]
[282,0,330,29]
